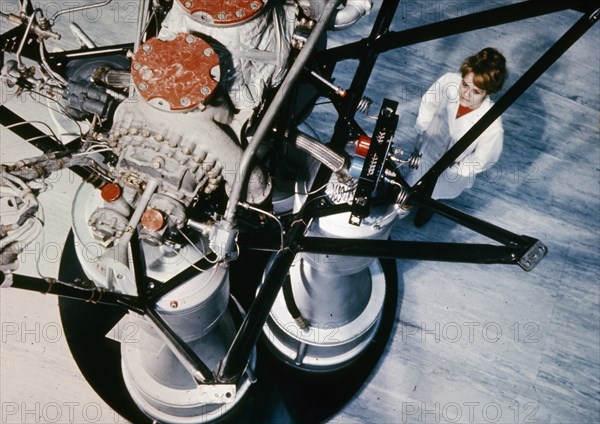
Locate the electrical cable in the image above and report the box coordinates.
[238,202,284,252]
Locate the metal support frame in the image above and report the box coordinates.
[1,0,598,391]
[145,306,215,383]
[318,0,598,63]
[217,221,306,382]
[5,273,145,313]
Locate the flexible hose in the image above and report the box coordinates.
[294,131,345,173]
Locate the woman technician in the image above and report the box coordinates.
[406,47,508,227]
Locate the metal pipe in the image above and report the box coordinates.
[39,42,67,85]
[330,0,372,30]
[222,0,343,226]
[15,8,40,70]
[306,67,346,97]
[134,0,150,53]
[69,23,97,48]
[50,0,113,24]
[98,179,158,268]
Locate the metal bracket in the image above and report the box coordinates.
[349,98,399,225]
[518,240,548,271]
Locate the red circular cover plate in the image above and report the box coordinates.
[177,0,267,25]
[131,34,220,112]
[141,209,166,232]
[101,183,122,203]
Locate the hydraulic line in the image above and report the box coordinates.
[294,130,346,174]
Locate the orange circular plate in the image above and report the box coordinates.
[177,0,267,25]
[131,34,220,112]
[141,209,166,232]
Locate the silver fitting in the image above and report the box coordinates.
[209,224,239,261]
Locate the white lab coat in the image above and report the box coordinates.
[405,72,504,199]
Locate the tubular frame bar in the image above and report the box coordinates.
[409,193,535,247]
[6,273,145,313]
[328,0,401,149]
[217,220,306,382]
[318,0,597,63]
[297,237,527,266]
[145,306,215,384]
[46,43,134,67]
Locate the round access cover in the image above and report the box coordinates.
[131,34,220,112]
[177,0,268,25]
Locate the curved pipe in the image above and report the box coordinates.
[331,0,373,30]
[50,0,112,24]
[299,0,372,30]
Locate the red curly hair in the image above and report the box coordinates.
[460,47,508,94]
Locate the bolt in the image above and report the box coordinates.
[200,86,211,96]
[133,62,142,71]
[138,82,148,91]
[204,48,213,57]
[236,9,245,18]
[250,1,260,10]
[148,282,155,290]
[142,44,152,52]
[170,300,179,308]
[180,97,191,107]
[153,158,164,168]
[186,35,195,44]
[217,12,226,20]
[141,69,154,79]
[183,1,192,8]
[141,130,150,137]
